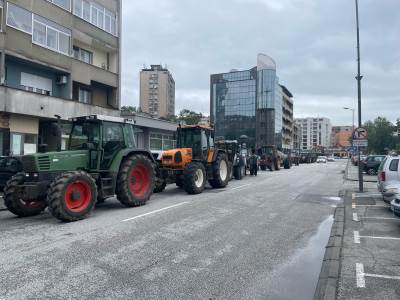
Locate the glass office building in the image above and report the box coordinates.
[210,54,284,149]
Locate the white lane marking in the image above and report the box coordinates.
[122,202,189,222]
[362,217,400,221]
[364,273,400,280]
[356,263,400,288]
[353,205,387,208]
[229,184,252,191]
[353,193,383,198]
[354,231,361,244]
[359,235,400,241]
[353,213,359,222]
[356,263,366,288]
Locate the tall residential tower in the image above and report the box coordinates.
[140,65,175,118]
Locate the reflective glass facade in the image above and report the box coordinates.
[211,67,283,149]
[211,69,257,147]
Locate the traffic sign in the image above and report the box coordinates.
[353,140,368,147]
[353,128,368,140]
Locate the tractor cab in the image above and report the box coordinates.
[176,125,214,161]
[68,115,136,171]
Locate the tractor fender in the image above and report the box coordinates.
[210,149,227,163]
[109,149,156,173]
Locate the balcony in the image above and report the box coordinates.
[71,59,118,88]
[0,85,120,120]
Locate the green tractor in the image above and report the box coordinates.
[4,115,155,222]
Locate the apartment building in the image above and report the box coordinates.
[296,117,332,150]
[0,0,121,156]
[293,121,302,150]
[140,65,175,118]
[281,85,293,151]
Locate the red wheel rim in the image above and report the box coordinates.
[64,181,92,213]
[129,164,151,197]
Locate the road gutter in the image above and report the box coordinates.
[313,191,346,300]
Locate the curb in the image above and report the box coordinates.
[314,192,346,300]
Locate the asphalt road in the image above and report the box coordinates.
[0,161,347,300]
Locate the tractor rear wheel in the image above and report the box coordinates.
[209,153,229,189]
[183,162,206,194]
[4,173,47,217]
[47,171,97,222]
[117,154,155,207]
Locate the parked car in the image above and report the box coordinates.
[382,182,400,204]
[390,197,400,217]
[316,156,327,163]
[0,157,23,192]
[362,155,386,175]
[377,155,399,192]
[327,156,335,162]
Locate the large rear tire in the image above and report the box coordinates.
[117,154,154,207]
[4,173,47,217]
[47,171,97,222]
[183,162,206,194]
[209,153,229,189]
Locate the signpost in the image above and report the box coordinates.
[353,127,368,192]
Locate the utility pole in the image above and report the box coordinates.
[355,0,364,192]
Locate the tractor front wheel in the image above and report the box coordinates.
[116,154,155,207]
[4,173,47,217]
[209,154,230,189]
[154,178,167,193]
[47,171,97,222]
[183,162,206,194]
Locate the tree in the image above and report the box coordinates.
[121,106,137,114]
[177,109,203,125]
[364,117,395,154]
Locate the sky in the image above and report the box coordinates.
[121,0,400,126]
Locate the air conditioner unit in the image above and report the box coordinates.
[56,75,68,85]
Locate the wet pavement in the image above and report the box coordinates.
[0,161,346,299]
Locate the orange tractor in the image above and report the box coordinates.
[155,125,230,194]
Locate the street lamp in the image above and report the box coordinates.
[343,107,355,134]
[355,0,364,192]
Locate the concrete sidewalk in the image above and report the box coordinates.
[344,160,377,183]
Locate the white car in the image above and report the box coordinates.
[382,182,400,204]
[377,155,398,192]
[316,156,327,163]
[327,156,335,162]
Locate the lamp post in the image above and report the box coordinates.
[355,0,364,192]
[343,107,355,131]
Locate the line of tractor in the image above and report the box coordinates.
[3,114,307,223]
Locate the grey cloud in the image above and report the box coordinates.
[121,0,400,124]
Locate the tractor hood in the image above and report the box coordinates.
[161,148,193,169]
[20,150,89,173]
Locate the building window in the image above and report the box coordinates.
[6,2,32,34]
[73,0,118,36]
[73,46,93,64]
[20,72,52,96]
[11,133,37,155]
[78,87,91,104]
[0,1,3,32]
[32,15,71,55]
[47,0,71,12]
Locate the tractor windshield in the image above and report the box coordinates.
[69,121,100,150]
[177,129,201,149]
